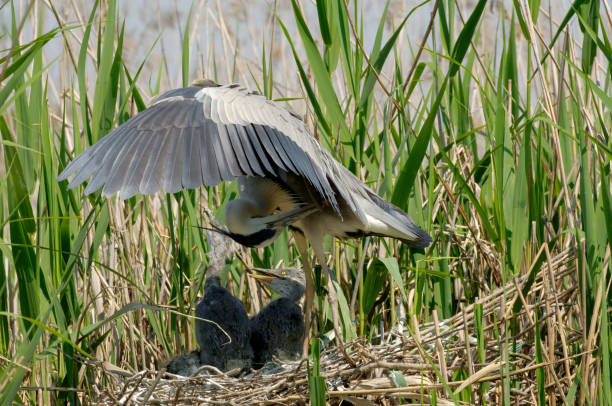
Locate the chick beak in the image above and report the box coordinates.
[247,269,279,283]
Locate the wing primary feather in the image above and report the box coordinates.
[163,128,185,194]
[182,125,204,189]
[200,120,222,185]
[167,98,195,127]
[216,123,243,177]
[138,131,170,195]
[102,131,149,196]
[130,105,164,130]
[244,124,276,174]
[64,126,131,188]
[181,101,205,188]
[58,128,119,182]
[262,126,298,173]
[83,129,138,195]
[233,125,265,176]
[252,124,287,171]
[268,127,335,207]
[226,124,255,176]
[118,131,155,199]
[209,124,233,180]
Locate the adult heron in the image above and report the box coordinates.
[57,79,432,352]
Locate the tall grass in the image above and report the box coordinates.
[0,0,610,404]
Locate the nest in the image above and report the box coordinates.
[89,247,578,405]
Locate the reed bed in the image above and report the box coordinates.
[0,0,610,404]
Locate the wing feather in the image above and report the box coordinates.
[243,124,275,175]
[139,131,170,195]
[102,131,148,196]
[182,126,203,189]
[83,129,137,195]
[117,131,153,199]
[226,124,257,176]
[63,126,127,188]
[209,124,233,180]
[232,124,265,176]
[59,83,340,212]
[163,128,184,194]
[262,126,298,174]
[252,124,287,171]
[200,121,223,185]
[216,124,243,177]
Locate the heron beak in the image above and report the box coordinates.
[247,268,280,283]
[248,273,276,283]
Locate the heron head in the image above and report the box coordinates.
[223,199,283,248]
[191,78,220,88]
[249,267,305,302]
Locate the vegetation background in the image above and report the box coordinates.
[0,0,611,404]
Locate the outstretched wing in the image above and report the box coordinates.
[58,81,432,248]
[58,82,355,213]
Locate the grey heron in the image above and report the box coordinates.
[57,79,432,353]
[249,267,305,367]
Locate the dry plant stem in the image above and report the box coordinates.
[45,1,79,84]
[319,261,357,367]
[453,0,496,92]
[432,310,447,381]
[544,243,572,384]
[294,232,314,357]
[142,369,164,404]
[401,0,440,95]
[520,0,574,232]
[461,305,474,379]
[0,0,35,85]
[340,0,401,113]
[433,164,497,271]
[349,236,370,319]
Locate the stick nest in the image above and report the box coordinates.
[89,247,579,405]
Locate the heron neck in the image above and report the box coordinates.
[271,279,305,302]
[224,198,268,235]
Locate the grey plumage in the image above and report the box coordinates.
[249,298,305,368]
[194,276,253,371]
[165,350,201,376]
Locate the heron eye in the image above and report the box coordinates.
[281,271,286,275]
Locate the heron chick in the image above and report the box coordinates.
[249,267,306,367]
[195,275,253,371]
[165,350,201,376]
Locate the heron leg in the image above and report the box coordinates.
[294,231,314,358]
